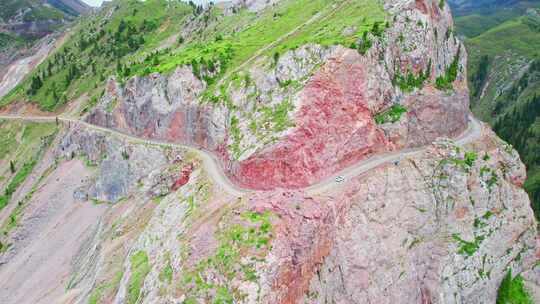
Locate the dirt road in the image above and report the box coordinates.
[0,114,483,196]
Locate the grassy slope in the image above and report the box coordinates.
[467,18,540,66]
[0,0,385,112]
[0,121,57,248]
[0,121,57,209]
[1,0,195,111]
[454,9,522,38]
[123,0,385,93]
[463,10,540,221]
[467,16,540,119]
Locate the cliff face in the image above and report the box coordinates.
[0,0,538,303]
[8,118,531,304]
[302,130,537,303]
[87,0,469,190]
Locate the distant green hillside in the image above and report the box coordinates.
[451,0,540,37]
[449,0,540,17]
[467,12,540,121]
[454,9,523,37]
[0,0,88,57]
[0,0,87,22]
[0,0,385,111]
[464,8,540,220]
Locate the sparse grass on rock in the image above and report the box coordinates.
[127,251,151,304]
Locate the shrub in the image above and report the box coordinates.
[393,68,429,92]
[374,105,408,124]
[496,270,533,304]
[464,151,478,167]
[357,31,372,55]
[435,47,461,90]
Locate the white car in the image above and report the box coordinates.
[335,176,345,183]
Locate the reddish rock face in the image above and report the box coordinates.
[430,0,442,21]
[413,0,442,21]
[167,111,186,142]
[172,164,193,191]
[415,0,429,15]
[249,190,335,303]
[86,0,469,192]
[234,50,392,190]
[403,86,469,148]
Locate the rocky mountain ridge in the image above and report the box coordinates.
[86,0,469,190]
[0,0,537,303]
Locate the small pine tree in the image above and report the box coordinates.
[9,160,15,174]
[116,61,123,75]
[273,52,280,66]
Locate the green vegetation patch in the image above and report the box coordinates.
[270,0,386,53]
[229,98,295,160]
[180,210,274,302]
[0,121,19,159]
[88,270,124,304]
[0,164,55,237]
[496,270,534,304]
[480,165,500,191]
[452,233,484,257]
[0,160,36,210]
[374,105,407,124]
[393,66,431,93]
[0,122,57,211]
[159,253,173,284]
[435,48,461,90]
[130,40,234,84]
[127,250,151,304]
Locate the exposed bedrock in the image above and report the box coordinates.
[58,125,538,304]
[233,49,393,189]
[56,125,189,203]
[86,66,229,154]
[87,0,471,190]
[247,129,537,304]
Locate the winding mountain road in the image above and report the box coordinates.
[0,114,483,196]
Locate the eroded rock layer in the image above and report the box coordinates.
[87,0,470,190]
